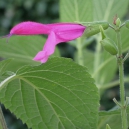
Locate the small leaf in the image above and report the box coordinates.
[98,106,129,129]
[106,124,111,129]
[0,57,99,129]
[98,111,122,129]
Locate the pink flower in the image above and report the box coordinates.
[9,21,86,63]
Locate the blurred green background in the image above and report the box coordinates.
[0,0,129,129]
[0,0,59,35]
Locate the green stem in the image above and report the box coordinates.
[116,30,128,129]
[76,38,84,65]
[0,106,8,129]
[94,35,101,86]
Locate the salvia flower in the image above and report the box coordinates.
[8,21,86,63]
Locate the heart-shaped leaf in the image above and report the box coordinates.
[0,57,99,129]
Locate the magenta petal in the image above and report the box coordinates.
[40,56,49,63]
[33,31,57,63]
[33,51,49,63]
[10,21,51,35]
[48,23,85,43]
[56,28,85,43]
[43,31,57,55]
[33,51,47,60]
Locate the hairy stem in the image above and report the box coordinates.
[0,106,8,129]
[116,30,128,129]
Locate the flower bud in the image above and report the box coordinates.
[116,18,121,27]
[82,21,109,37]
[106,124,111,129]
[100,38,118,55]
[125,20,129,29]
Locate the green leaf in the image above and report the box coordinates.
[106,27,129,53]
[0,59,14,83]
[0,57,99,129]
[120,27,129,52]
[74,49,94,74]
[101,26,129,89]
[60,0,128,89]
[93,0,128,88]
[93,0,129,22]
[75,49,117,88]
[94,51,117,86]
[0,59,12,75]
[0,36,60,71]
[60,0,93,22]
[98,106,129,129]
[60,0,128,22]
[94,0,129,53]
[98,108,121,129]
[98,114,121,129]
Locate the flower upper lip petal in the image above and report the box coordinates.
[10,21,51,35]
